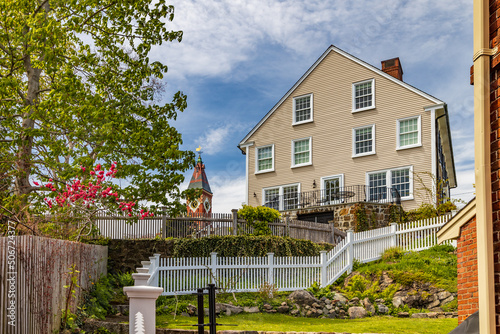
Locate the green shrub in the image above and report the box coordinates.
[172,235,329,257]
[238,205,280,236]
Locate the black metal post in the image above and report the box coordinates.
[197,288,205,334]
[208,284,216,334]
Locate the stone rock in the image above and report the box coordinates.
[348,297,360,306]
[266,309,277,313]
[263,304,273,310]
[441,295,455,305]
[216,303,243,316]
[375,298,385,304]
[326,304,333,310]
[437,291,452,300]
[325,299,331,304]
[377,304,389,314]
[291,309,299,315]
[427,299,441,309]
[392,296,404,308]
[277,305,289,314]
[427,312,438,318]
[362,298,375,314]
[312,302,321,308]
[379,271,394,290]
[281,302,287,306]
[332,292,348,304]
[181,312,190,317]
[398,312,410,318]
[288,290,320,306]
[429,307,443,312]
[411,313,428,318]
[243,306,260,313]
[348,306,367,319]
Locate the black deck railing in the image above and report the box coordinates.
[263,185,401,211]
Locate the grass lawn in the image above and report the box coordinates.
[156,313,458,334]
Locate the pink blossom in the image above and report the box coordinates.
[33,181,39,186]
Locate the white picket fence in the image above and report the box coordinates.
[139,214,454,296]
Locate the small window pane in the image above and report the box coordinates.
[283,185,298,210]
[294,139,310,165]
[257,146,273,171]
[355,127,373,155]
[294,96,311,123]
[391,169,410,197]
[355,81,373,110]
[399,118,418,147]
[264,188,279,210]
[369,172,387,200]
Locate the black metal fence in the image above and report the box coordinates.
[263,185,401,211]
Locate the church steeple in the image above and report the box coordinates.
[186,148,213,215]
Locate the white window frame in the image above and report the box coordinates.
[291,137,312,168]
[366,166,414,201]
[396,115,422,150]
[292,93,314,125]
[320,174,344,205]
[352,78,375,113]
[352,124,376,158]
[262,183,301,211]
[255,144,275,174]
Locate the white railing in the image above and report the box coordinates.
[140,214,454,295]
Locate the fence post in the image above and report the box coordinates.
[346,230,354,273]
[320,251,327,287]
[210,252,218,284]
[390,223,398,248]
[267,253,274,285]
[161,206,167,239]
[124,275,163,334]
[231,209,238,235]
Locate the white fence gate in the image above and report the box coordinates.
[140,214,454,295]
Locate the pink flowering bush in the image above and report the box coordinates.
[37,163,152,239]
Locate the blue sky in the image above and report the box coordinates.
[149,0,474,212]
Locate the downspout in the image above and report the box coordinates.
[473,0,496,332]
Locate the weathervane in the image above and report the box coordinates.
[196,145,203,155]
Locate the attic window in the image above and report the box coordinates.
[352,79,375,112]
[293,94,313,125]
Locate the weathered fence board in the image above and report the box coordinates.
[0,235,107,334]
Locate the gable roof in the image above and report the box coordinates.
[238,44,444,147]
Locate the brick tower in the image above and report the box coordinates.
[186,153,213,216]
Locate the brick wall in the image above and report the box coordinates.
[490,0,500,330]
[456,217,479,324]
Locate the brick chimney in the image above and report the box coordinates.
[381,57,403,81]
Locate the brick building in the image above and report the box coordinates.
[437,1,500,332]
[186,154,213,216]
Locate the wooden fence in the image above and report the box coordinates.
[0,235,108,334]
[138,214,455,296]
[93,211,345,244]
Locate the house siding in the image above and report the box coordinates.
[456,217,479,324]
[245,50,436,210]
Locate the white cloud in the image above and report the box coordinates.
[450,169,475,208]
[209,175,246,212]
[195,123,246,155]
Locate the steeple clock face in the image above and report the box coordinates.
[203,198,211,212]
[189,199,200,211]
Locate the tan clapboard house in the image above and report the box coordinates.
[238,45,456,212]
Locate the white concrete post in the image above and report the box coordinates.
[267,253,274,285]
[390,223,398,248]
[346,230,354,273]
[320,251,327,287]
[124,285,163,334]
[210,252,218,284]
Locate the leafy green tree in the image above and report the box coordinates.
[0,0,195,229]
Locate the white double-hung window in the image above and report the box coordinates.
[293,94,313,125]
[367,166,413,201]
[397,116,421,149]
[292,137,312,168]
[352,79,375,112]
[352,124,375,157]
[255,144,274,173]
[263,183,300,211]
